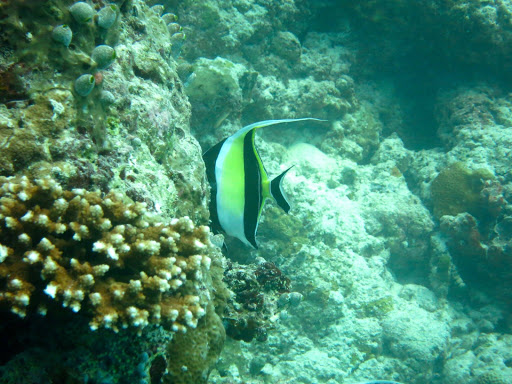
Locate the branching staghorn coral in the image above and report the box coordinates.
[0,175,214,333]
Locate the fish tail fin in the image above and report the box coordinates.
[270,166,294,213]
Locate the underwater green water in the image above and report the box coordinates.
[0,1,511,384]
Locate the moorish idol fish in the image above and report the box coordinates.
[203,118,324,248]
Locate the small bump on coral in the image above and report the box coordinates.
[74,74,95,97]
[97,5,118,29]
[69,2,94,23]
[52,24,72,47]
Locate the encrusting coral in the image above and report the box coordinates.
[431,162,495,219]
[477,371,508,384]
[0,175,214,333]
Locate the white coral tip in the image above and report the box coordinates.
[44,283,58,299]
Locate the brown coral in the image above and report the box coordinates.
[431,162,495,219]
[0,175,215,332]
[164,301,226,384]
[222,260,291,343]
[477,371,508,384]
[440,211,512,306]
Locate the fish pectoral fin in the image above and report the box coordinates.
[270,165,294,213]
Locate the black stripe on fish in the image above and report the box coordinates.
[243,129,262,249]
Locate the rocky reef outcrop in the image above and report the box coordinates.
[2,0,512,384]
[0,1,228,383]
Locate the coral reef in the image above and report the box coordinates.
[186,1,512,383]
[337,0,512,79]
[184,57,252,135]
[382,302,449,373]
[0,313,173,383]
[426,86,512,308]
[0,0,121,105]
[173,0,357,154]
[477,371,508,384]
[440,208,512,307]
[0,0,208,221]
[442,331,512,384]
[431,162,495,219]
[3,0,512,383]
[0,175,213,332]
[434,85,512,175]
[0,175,230,383]
[0,0,228,383]
[165,301,226,384]
[222,259,292,343]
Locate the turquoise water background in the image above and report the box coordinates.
[0,1,511,383]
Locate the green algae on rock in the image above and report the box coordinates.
[360,296,394,318]
[477,371,508,384]
[184,57,248,131]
